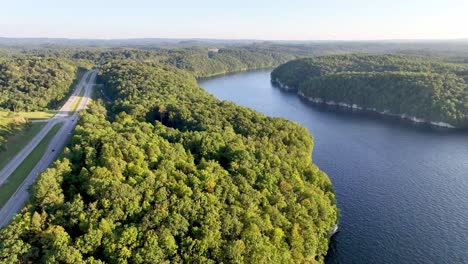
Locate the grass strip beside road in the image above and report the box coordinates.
[0,111,56,122]
[0,123,45,170]
[0,123,63,208]
[15,111,56,120]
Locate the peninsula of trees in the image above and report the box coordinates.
[0,60,338,263]
[271,54,468,128]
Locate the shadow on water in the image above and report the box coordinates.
[325,232,342,263]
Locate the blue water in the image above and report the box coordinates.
[198,70,468,264]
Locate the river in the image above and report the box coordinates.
[198,70,468,264]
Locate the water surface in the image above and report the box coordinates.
[198,70,468,264]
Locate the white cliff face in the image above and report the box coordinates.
[296,91,456,128]
[430,121,456,128]
[299,91,323,103]
[275,78,296,91]
[408,116,426,123]
[274,77,458,128]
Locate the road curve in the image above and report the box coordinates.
[0,70,97,228]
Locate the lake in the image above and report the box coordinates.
[198,70,468,264]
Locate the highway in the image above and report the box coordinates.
[0,70,92,186]
[0,70,97,227]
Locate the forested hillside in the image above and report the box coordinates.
[66,44,468,79]
[0,56,79,150]
[0,46,294,151]
[0,57,78,111]
[0,61,338,263]
[271,54,468,127]
[0,45,291,148]
[72,46,299,77]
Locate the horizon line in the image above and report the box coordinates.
[1,36,468,43]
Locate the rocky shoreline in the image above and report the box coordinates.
[272,79,456,128]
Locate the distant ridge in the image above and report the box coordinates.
[0,37,265,48]
[0,37,467,46]
[0,37,467,57]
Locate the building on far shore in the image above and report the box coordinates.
[208,48,219,57]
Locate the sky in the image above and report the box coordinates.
[0,0,467,40]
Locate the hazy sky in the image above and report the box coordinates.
[1,0,467,40]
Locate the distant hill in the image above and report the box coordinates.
[0,37,264,48]
[1,37,468,54]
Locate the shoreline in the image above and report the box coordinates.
[272,79,456,128]
[197,66,277,79]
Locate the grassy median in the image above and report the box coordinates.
[70,88,86,113]
[0,123,63,208]
[86,72,93,83]
[0,122,46,170]
[1,110,57,167]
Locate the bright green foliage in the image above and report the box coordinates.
[0,56,78,149]
[0,113,29,151]
[0,62,337,263]
[271,54,468,127]
[0,56,77,112]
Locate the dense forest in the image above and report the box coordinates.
[271,54,468,127]
[0,45,302,152]
[0,45,303,78]
[0,57,78,112]
[0,56,79,150]
[3,41,468,79]
[71,46,301,77]
[0,61,338,263]
[2,41,468,262]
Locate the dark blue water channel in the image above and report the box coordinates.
[198,70,468,264]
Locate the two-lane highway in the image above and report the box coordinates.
[0,70,97,227]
